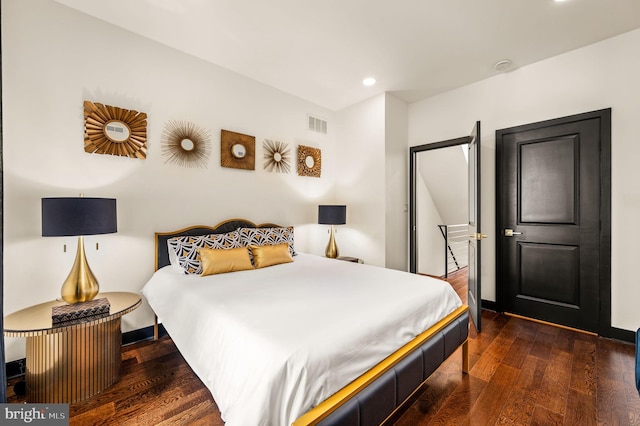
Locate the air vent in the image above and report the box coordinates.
[308,115,327,134]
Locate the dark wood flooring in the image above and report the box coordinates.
[7,268,639,425]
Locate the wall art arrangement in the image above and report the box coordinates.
[263,139,291,173]
[82,100,323,177]
[83,101,147,159]
[297,145,322,178]
[220,129,256,170]
[161,120,211,168]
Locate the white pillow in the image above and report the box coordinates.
[167,240,185,273]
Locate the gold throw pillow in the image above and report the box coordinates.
[199,247,254,276]
[250,243,293,269]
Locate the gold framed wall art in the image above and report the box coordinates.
[83,101,147,159]
[221,129,255,170]
[297,145,321,177]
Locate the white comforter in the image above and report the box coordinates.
[141,253,462,426]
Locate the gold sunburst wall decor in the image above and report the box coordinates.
[83,100,147,159]
[263,139,291,173]
[297,145,321,178]
[221,129,255,170]
[161,120,211,168]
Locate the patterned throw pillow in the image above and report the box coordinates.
[168,231,243,274]
[238,227,296,257]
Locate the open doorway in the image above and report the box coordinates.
[409,136,470,277]
[410,121,482,331]
[413,143,469,278]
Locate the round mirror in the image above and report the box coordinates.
[273,152,282,163]
[180,139,195,151]
[305,155,315,168]
[231,143,246,159]
[104,120,131,142]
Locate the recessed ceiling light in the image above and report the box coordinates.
[494,59,513,72]
[362,77,376,87]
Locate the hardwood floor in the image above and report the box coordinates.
[7,268,638,425]
[389,310,639,425]
[8,337,224,425]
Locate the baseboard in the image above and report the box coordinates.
[481,299,497,312]
[6,359,25,379]
[6,324,168,379]
[122,323,167,345]
[608,326,636,344]
[479,301,635,344]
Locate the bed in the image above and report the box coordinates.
[142,219,469,426]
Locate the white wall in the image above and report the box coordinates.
[408,28,640,332]
[416,173,445,276]
[334,95,386,267]
[384,94,408,271]
[418,145,467,226]
[2,0,339,361]
[331,93,408,271]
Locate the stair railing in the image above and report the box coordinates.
[437,224,469,278]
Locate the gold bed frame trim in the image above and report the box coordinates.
[292,304,470,426]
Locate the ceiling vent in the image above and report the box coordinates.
[308,115,327,134]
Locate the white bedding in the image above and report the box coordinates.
[141,253,462,426]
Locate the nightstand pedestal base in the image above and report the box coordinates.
[5,292,142,404]
[25,317,122,403]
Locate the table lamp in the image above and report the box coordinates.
[318,205,346,258]
[42,197,117,304]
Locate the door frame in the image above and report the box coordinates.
[409,136,471,274]
[495,109,612,337]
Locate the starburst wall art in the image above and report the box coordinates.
[263,139,291,173]
[160,120,211,168]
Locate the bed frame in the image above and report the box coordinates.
[152,219,469,426]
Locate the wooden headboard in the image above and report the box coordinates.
[154,218,280,271]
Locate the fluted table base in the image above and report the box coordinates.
[25,318,122,403]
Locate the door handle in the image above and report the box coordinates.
[469,233,488,240]
[504,229,522,237]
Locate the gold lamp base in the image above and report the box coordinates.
[61,236,99,304]
[325,225,340,259]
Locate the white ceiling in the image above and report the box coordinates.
[54,0,640,111]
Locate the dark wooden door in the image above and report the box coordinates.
[496,109,611,333]
[468,121,482,332]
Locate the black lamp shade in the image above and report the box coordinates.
[318,205,346,225]
[42,197,117,237]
